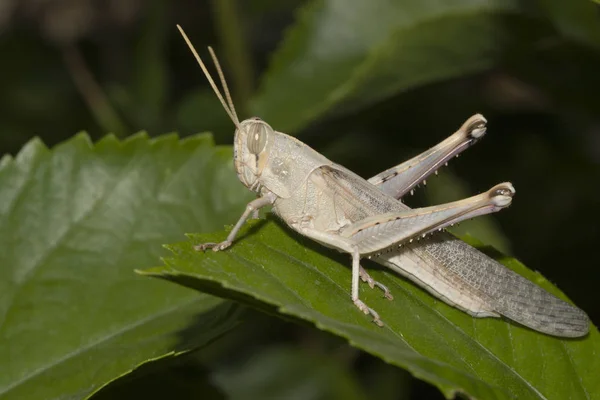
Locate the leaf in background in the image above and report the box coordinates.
[174,90,235,143]
[90,352,225,400]
[251,0,524,132]
[129,0,169,130]
[535,0,600,48]
[212,345,368,400]
[142,219,600,400]
[0,133,254,399]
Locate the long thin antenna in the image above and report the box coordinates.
[176,25,241,129]
[208,47,239,124]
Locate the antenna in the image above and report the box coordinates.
[176,25,241,130]
[208,47,239,124]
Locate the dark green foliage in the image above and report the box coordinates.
[1,1,599,399]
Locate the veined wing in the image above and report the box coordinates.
[406,235,588,337]
[310,164,403,223]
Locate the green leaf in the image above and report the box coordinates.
[0,133,254,399]
[251,0,524,132]
[141,219,600,400]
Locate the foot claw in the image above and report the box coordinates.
[194,241,231,252]
[374,282,394,301]
[194,242,216,251]
[359,267,393,300]
[354,299,384,327]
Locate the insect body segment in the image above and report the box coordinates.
[178,25,590,337]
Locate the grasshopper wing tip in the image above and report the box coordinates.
[502,298,590,338]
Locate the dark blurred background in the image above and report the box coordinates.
[1,0,599,398]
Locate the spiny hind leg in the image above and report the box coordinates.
[359,266,393,300]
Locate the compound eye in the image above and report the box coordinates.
[247,123,269,154]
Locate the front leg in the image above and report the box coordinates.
[195,191,277,251]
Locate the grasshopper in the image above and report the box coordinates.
[177,26,589,337]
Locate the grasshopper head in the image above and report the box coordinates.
[176,26,275,192]
[233,117,274,191]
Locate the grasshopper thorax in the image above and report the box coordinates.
[233,117,273,191]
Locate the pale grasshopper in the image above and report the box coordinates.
[177,26,589,337]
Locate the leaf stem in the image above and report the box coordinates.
[62,44,129,137]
